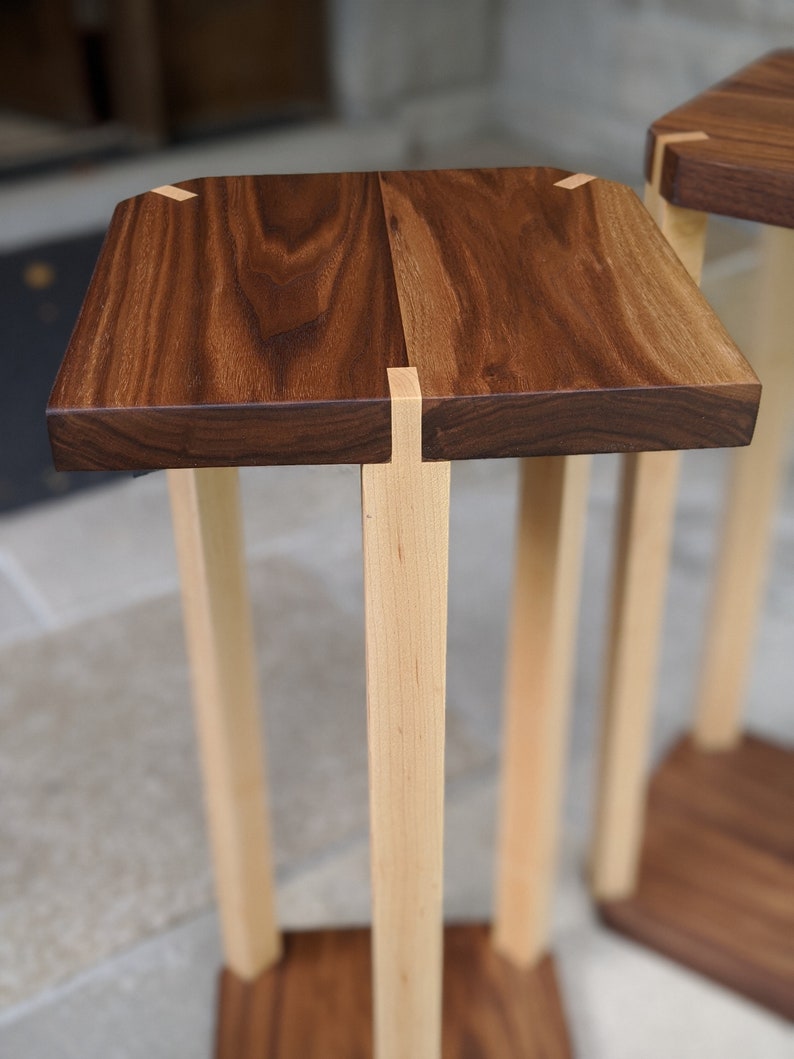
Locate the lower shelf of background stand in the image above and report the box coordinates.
[215,922,573,1058]
[599,734,794,1020]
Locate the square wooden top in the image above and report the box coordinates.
[646,49,794,227]
[48,167,759,470]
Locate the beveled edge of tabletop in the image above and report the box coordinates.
[644,49,794,227]
[47,382,760,471]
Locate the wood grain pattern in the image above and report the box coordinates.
[362,367,449,1059]
[48,172,406,469]
[493,455,591,966]
[600,735,794,1020]
[48,166,759,471]
[379,167,757,461]
[646,49,794,226]
[215,925,572,1059]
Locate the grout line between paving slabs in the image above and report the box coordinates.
[0,907,221,1028]
[0,569,181,648]
[0,524,325,648]
[0,550,59,633]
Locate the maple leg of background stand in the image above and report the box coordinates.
[590,450,681,898]
[362,368,451,1059]
[694,224,794,749]
[590,167,708,899]
[492,455,591,966]
[168,467,281,979]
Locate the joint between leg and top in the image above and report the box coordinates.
[649,130,709,191]
[645,133,709,283]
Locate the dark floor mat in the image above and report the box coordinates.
[0,230,130,513]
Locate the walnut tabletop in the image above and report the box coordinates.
[47,167,759,471]
[646,49,794,228]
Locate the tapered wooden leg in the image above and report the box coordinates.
[493,455,591,966]
[590,450,681,897]
[362,367,450,1059]
[168,467,281,979]
[590,148,709,899]
[694,224,794,749]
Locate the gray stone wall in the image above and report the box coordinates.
[328,0,499,120]
[495,0,791,179]
[325,0,791,174]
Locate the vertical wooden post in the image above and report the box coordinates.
[362,367,450,1059]
[590,449,681,897]
[168,467,281,979]
[492,454,591,966]
[694,224,794,749]
[108,0,168,144]
[590,139,708,900]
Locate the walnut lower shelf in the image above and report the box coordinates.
[215,923,572,1058]
[599,735,794,1020]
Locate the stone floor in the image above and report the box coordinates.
[0,122,792,1057]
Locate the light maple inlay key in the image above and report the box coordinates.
[150,184,198,201]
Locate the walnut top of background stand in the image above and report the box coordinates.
[48,167,758,471]
[646,49,794,228]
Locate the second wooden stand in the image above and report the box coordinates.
[599,735,794,1020]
